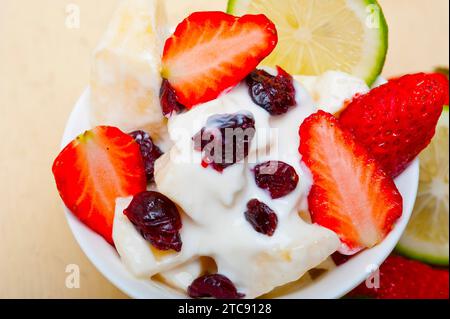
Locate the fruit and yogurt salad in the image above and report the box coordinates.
[52,0,449,299]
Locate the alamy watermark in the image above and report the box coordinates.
[364,263,381,289]
[65,264,80,289]
[65,3,80,29]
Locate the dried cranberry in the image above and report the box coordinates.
[160,79,186,117]
[188,274,244,299]
[193,113,256,172]
[124,191,182,252]
[245,199,278,236]
[245,67,296,115]
[129,130,163,183]
[331,252,353,266]
[254,161,299,199]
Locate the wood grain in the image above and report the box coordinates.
[0,0,448,298]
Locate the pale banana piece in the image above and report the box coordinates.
[156,257,217,293]
[90,0,170,147]
[113,196,205,291]
[316,257,337,271]
[261,258,336,298]
[113,197,193,278]
[260,272,314,299]
[113,197,156,278]
[294,71,369,115]
[155,260,203,293]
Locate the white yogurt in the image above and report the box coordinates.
[113,76,342,298]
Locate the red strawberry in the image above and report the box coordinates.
[339,73,448,177]
[52,126,147,244]
[349,255,449,299]
[433,72,450,105]
[162,12,277,108]
[299,111,403,255]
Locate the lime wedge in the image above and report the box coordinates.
[227,0,388,85]
[397,107,449,266]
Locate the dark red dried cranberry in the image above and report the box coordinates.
[124,191,182,252]
[245,67,296,115]
[245,199,278,236]
[160,79,186,117]
[129,130,163,183]
[254,161,299,199]
[331,252,354,266]
[188,274,244,299]
[193,113,256,172]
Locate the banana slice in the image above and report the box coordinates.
[155,257,217,293]
[113,197,194,278]
[294,71,369,115]
[90,0,169,146]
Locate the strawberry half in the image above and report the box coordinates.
[52,126,147,244]
[339,73,448,177]
[299,111,403,255]
[162,12,278,108]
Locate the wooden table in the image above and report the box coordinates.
[0,0,448,298]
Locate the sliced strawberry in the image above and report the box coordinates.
[339,73,448,177]
[52,126,147,244]
[299,111,403,255]
[162,12,277,108]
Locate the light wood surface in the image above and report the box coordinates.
[0,0,448,298]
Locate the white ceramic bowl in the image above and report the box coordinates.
[60,88,419,299]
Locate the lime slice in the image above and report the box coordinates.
[227,0,388,85]
[397,107,449,266]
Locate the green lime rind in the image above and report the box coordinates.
[227,0,388,86]
[364,0,388,86]
[395,242,449,267]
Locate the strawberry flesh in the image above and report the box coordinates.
[162,12,278,108]
[52,126,147,244]
[299,111,403,255]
